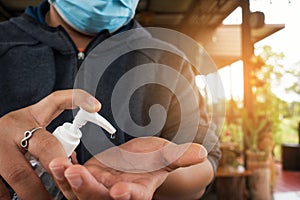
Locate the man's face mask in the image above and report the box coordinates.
[48,0,139,35]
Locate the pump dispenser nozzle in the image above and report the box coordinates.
[53,108,116,157]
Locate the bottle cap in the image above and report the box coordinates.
[74,108,116,134]
[53,107,116,157]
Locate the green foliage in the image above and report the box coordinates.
[278,116,300,144]
[255,46,300,103]
[273,116,300,160]
[220,119,243,146]
[221,45,300,161]
[221,99,243,146]
[242,110,270,152]
[240,46,289,153]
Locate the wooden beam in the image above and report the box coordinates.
[241,0,253,114]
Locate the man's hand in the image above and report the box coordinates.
[50,137,207,200]
[0,89,101,200]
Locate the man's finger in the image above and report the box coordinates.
[7,119,68,171]
[18,128,67,171]
[0,145,51,200]
[164,142,207,170]
[64,165,111,200]
[110,182,152,200]
[49,157,76,200]
[30,89,101,127]
[0,178,11,200]
[23,129,75,199]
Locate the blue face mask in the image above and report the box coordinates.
[48,0,139,35]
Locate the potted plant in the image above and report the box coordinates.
[243,111,273,168]
[242,49,286,199]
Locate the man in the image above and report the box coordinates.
[0,0,220,199]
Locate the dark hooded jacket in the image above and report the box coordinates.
[0,1,220,197]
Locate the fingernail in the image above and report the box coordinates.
[113,192,131,200]
[49,166,65,181]
[199,147,207,159]
[88,97,101,109]
[65,174,83,190]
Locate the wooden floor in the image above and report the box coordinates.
[274,164,300,192]
[273,163,300,200]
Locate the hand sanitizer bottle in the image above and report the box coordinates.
[53,107,116,157]
[11,108,116,200]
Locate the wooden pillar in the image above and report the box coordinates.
[216,176,248,200]
[241,0,254,170]
[241,0,253,115]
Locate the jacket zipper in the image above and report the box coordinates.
[57,26,110,67]
[77,51,85,60]
[76,35,103,63]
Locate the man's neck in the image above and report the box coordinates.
[45,5,94,49]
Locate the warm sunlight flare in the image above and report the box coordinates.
[219,0,300,103]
